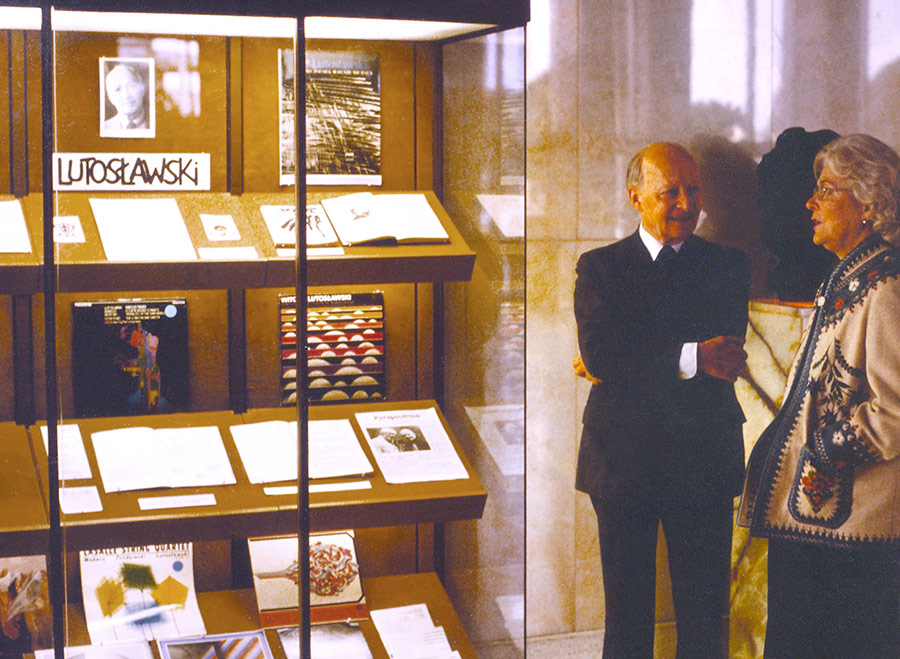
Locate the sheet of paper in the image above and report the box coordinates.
[370,604,454,659]
[231,419,373,483]
[90,197,196,261]
[53,215,86,243]
[138,493,217,510]
[231,420,297,484]
[41,424,92,480]
[198,245,259,260]
[91,427,171,492]
[200,213,240,240]
[60,486,103,514]
[155,425,236,487]
[354,407,469,484]
[263,481,373,496]
[0,198,32,253]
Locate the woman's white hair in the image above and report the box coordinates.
[815,133,900,246]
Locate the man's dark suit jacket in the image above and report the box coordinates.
[574,231,751,504]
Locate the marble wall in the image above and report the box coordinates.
[525,0,900,655]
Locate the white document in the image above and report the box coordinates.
[354,408,468,484]
[200,213,240,241]
[0,198,32,253]
[370,604,454,659]
[138,493,217,511]
[230,418,373,483]
[320,193,449,246]
[41,424,93,480]
[197,245,259,260]
[60,486,103,515]
[91,425,236,493]
[90,197,197,262]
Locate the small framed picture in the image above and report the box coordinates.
[99,56,155,138]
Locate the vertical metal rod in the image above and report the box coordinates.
[293,15,311,659]
[40,4,64,658]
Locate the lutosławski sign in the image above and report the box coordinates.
[53,153,211,191]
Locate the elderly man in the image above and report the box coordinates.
[573,142,750,658]
[103,63,149,131]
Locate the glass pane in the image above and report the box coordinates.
[441,26,526,658]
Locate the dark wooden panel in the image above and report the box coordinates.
[0,31,10,194]
[0,297,14,421]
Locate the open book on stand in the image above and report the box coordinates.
[320,192,449,246]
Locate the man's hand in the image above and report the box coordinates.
[697,336,747,382]
[573,355,601,385]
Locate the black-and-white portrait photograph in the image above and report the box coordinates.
[99,57,155,138]
[366,426,430,454]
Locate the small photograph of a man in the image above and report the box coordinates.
[99,57,155,138]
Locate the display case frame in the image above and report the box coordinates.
[0,3,527,657]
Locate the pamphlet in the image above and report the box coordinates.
[0,198,32,253]
[80,543,205,644]
[230,418,373,483]
[354,407,468,483]
[91,425,236,493]
[0,555,52,654]
[89,197,197,262]
[248,531,367,627]
[40,424,93,480]
[157,630,273,659]
[320,193,449,246]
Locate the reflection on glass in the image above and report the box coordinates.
[443,26,525,658]
[114,36,202,119]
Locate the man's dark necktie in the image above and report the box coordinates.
[656,244,677,269]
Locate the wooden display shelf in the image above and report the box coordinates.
[25,401,486,551]
[57,572,476,658]
[0,422,48,556]
[14,191,475,294]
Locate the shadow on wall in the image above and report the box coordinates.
[689,134,771,298]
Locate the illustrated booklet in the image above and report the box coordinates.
[280,292,385,405]
[248,531,367,627]
[80,544,205,644]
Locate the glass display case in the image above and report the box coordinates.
[0,3,526,658]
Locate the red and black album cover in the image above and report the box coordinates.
[280,292,385,405]
[71,299,189,418]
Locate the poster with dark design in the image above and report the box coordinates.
[71,299,188,418]
[279,292,385,405]
[0,555,52,654]
[279,49,382,187]
[248,531,367,627]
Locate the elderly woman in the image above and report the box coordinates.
[739,133,900,657]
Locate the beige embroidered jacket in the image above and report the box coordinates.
[738,236,900,545]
